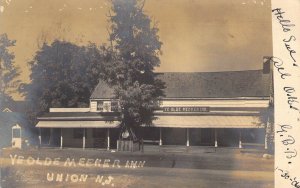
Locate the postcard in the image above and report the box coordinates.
[0,0,299,187]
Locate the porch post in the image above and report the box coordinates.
[83,128,86,150]
[39,128,42,146]
[239,129,242,148]
[107,129,110,150]
[159,127,162,146]
[265,125,268,150]
[214,129,218,147]
[60,128,63,149]
[186,128,190,146]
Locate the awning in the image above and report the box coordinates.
[36,121,120,128]
[37,112,121,121]
[153,115,264,128]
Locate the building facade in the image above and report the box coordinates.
[0,100,31,148]
[36,70,271,150]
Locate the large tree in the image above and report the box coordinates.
[103,0,165,139]
[21,40,108,124]
[0,33,20,105]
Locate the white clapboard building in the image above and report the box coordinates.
[36,70,271,150]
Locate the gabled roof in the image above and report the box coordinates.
[2,108,12,112]
[0,100,30,113]
[90,80,116,99]
[90,70,270,99]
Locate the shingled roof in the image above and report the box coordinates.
[90,70,270,99]
[0,100,30,113]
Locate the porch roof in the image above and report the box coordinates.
[36,120,120,128]
[37,112,121,121]
[152,115,265,128]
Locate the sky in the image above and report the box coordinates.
[0,0,272,99]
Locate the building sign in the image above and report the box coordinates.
[163,107,210,112]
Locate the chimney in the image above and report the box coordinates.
[263,56,272,74]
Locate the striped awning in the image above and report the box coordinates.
[36,121,120,128]
[153,115,264,128]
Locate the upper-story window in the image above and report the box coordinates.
[97,101,110,112]
[97,100,119,112]
[111,100,119,112]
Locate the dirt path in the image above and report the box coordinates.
[0,148,274,188]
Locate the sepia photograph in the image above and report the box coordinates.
[0,0,286,187]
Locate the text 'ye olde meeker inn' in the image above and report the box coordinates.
[35,69,272,150]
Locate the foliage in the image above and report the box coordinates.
[103,0,165,138]
[0,33,20,105]
[21,40,108,124]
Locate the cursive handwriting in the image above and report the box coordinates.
[281,135,295,146]
[277,124,298,162]
[272,8,295,32]
[267,56,291,79]
[284,87,300,112]
[283,36,297,64]
[276,124,292,134]
[272,6,299,188]
[285,149,298,159]
[276,167,300,188]
[272,8,298,67]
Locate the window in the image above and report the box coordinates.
[111,100,119,112]
[97,100,119,112]
[12,129,21,138]
[97,101,111,112]
[73,129,87,139]
[97,101,104,111]
[103,101,111,112]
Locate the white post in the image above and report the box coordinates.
[83,128,86,149]
[239,129,242,149]
[107,129,110,150]
[39,128,42,146]
[265,124,268,150]
[159,127,162,146]
[186,128,190,146]
[60,128,63,149]
[214,129,218,147]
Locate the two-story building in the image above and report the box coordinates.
[36,69,271,150]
